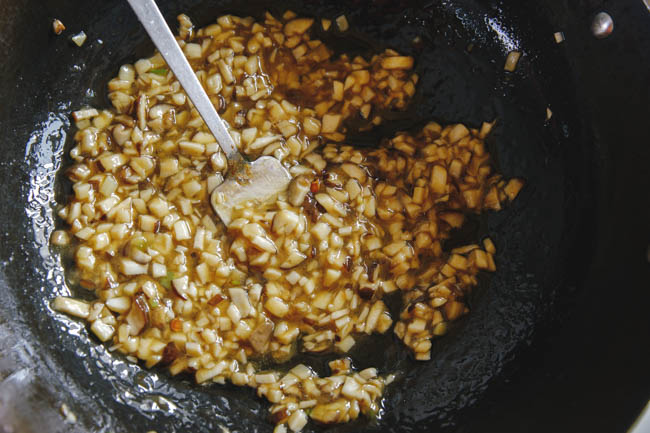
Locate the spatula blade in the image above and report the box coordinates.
[210,156,291,226]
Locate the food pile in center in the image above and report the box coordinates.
[52,11,523,432]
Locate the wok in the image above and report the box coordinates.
[0,0,648,432]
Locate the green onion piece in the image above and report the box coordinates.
[230,279,241,286]
[150,68,168,76]
[133,237,147,250]
[159,271,175,289]
[149,299,160,308]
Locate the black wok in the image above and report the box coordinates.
[0,0,648,432]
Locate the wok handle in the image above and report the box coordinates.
[126,0,242,163]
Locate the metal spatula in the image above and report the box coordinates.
[127,0,291,226]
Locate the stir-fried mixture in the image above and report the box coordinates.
[51,11,523,432]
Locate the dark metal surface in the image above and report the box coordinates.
[0,0,648,432]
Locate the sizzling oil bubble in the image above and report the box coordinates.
[485,16,520,52]
[24,111,69,297]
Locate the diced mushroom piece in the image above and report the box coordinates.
[184,42,202,59]
[127,240,152,264]
[241,222,266,239]
[149,306,167,329]
[448,123,469,143]
[172,276,189,300]
[210,152,227,173]
[159,157,179,178]
[504,178,525,200]
[72,108,99,122]
[120,258,148,276]
[483,237,497,254]
[151,262,167,278]
[125,294,149,335]
[173,220,192,241]
[315,193,347,217]
[340,163,367,183]
[251,235,277,253]
[359,367,378,380]
[249,317,274,353]
[228,288,252,317]
[160,342,180,365]
[90,320,114,342]
[53,296,90,319]
[311,221,331,241]
[433,321,448,336]
[196,361,228,384]
[179,140,205,156]
[439,211,464,228]
[98,153,128,172]
[105,296,132,314]
[479,120,495,139]
[71,31,87,47]
[281,249,307,269]
[430,165,447,195]
[321,114,342,133]
[272,209,300,235]
[287,410,308,432]
[254,372,277,384]
[504,50,522,72]
[52,19,65,35]
[288,176,310,207]
[328,358,351,374]
[341,376,363,399]
[335,15,349,32]
[51,230,70,246]
[324,268,341,285]
[284,18,314,35]
[311,401,346,424]
[135,94,148,131]
[381,56,414,70]
[265,297,289,318]
[248,134,281,150]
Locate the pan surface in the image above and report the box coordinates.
[0,0,648,432]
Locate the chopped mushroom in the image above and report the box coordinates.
[52,19,65,35]
[125,294,149,335]
[284,18,314,35]
[71,31,87,47]
[53,296,90,319]
[71,108,98,122]
[160,342,180,365]
[335,15,349,31]
[53,11,525,433]
[249,318,275,353]
[504,50,522,72]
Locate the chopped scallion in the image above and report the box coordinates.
[150,68,168,76]
[133,237,148,250]
[159,271,175,289]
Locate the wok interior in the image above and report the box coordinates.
[4,0,648,432]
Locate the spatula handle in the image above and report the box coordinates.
[126,0,242,162]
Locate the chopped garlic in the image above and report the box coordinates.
[71,31,87,47]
